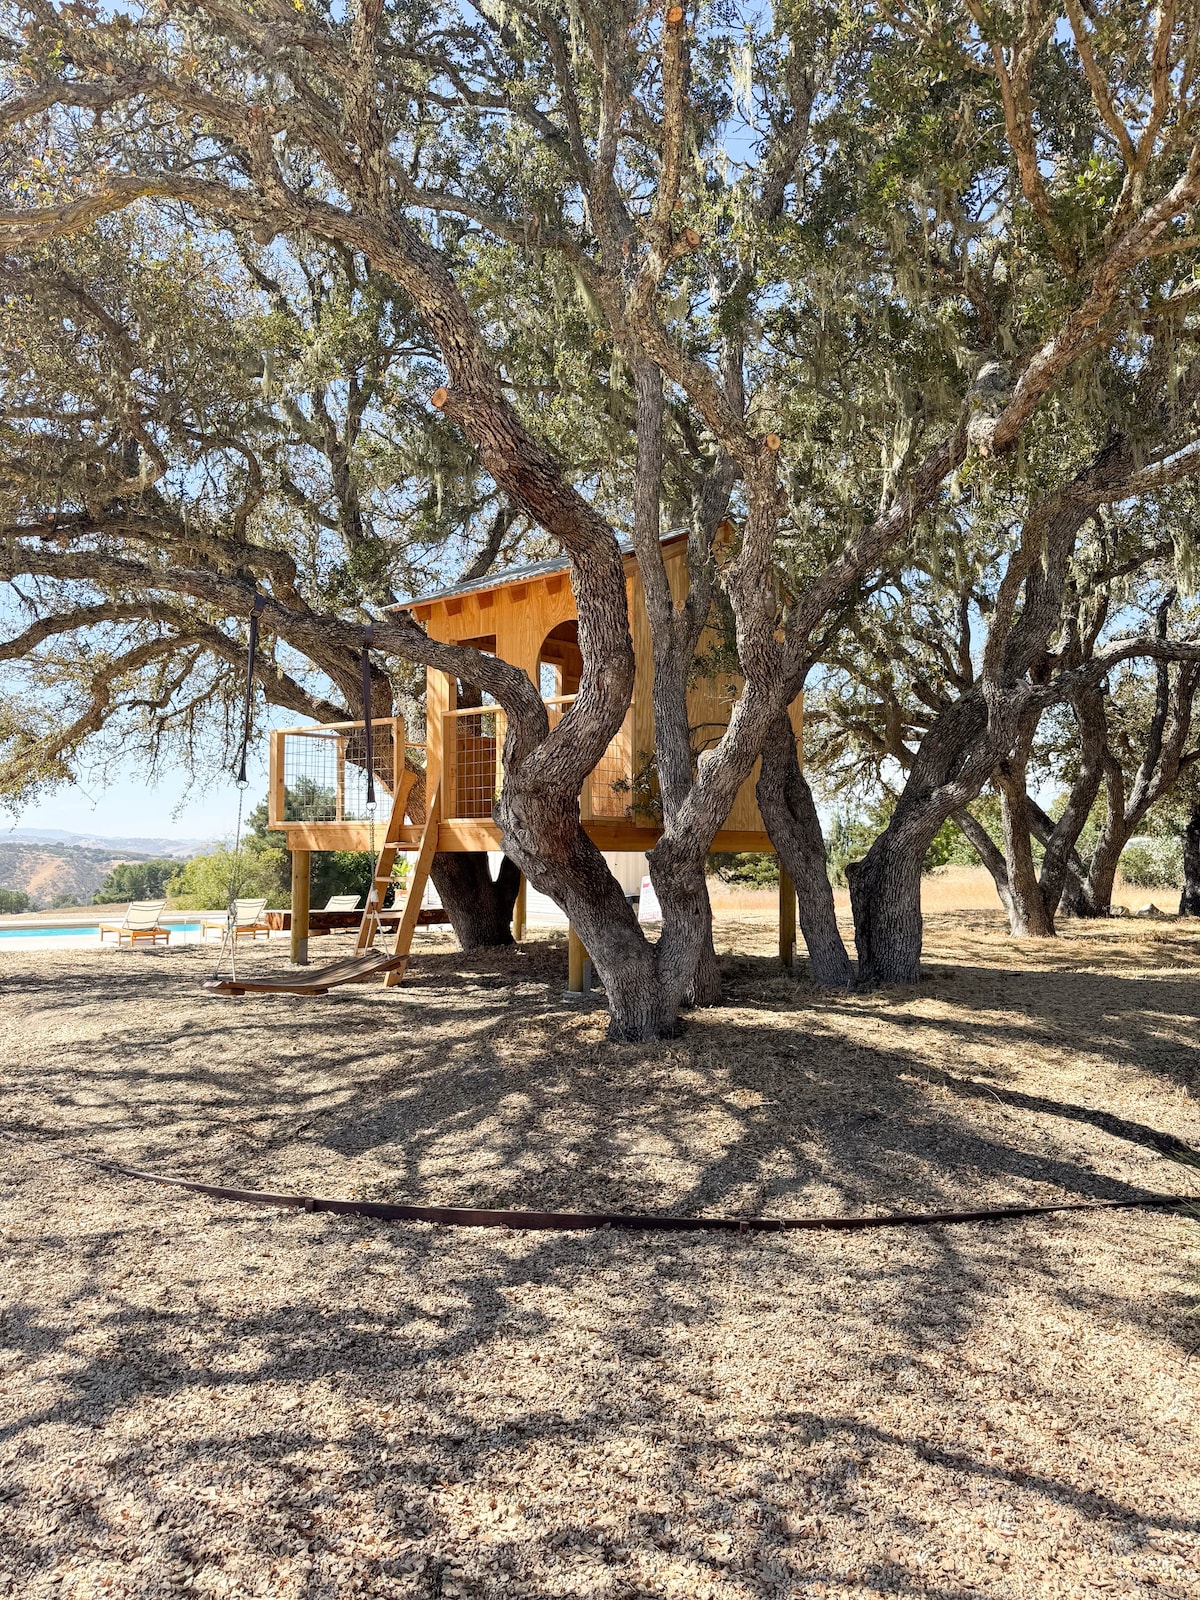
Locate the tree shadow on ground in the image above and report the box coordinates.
[2,924,1198,1597]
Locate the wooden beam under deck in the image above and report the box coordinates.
[434,820,779,854]
[276,822,423,852]
[273,817,779,855]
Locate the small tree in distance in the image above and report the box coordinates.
[93,859,180,904]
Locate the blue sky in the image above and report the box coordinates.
[5,745,269,845]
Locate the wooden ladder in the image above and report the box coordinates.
[381,780,441,987]
[353,769,417,955]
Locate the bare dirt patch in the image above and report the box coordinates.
[1,912,1198,1599]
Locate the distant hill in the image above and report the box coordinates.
[0,833,207,910]
[2,827,209,858]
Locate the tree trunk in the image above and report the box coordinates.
[648,834,723,1017]
[684,918,723,1007]
[430,853,521,949]
[1180,802,1200,917]
[847,828,925,987]
[953,806,1019,924]
[1038,687,1106,919]
[756,710,854,986]
[847,688,997,986]
[497,781,676,1041]
[628,359,726,1014]
[996,756,1056,937]
[1078,754,1127,916]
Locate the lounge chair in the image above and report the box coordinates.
[321,894,360,912]
[199,897,270,942]
[98,900,170,948]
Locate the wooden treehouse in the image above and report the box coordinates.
[267,534,803,986]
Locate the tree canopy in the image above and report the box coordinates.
[4,2,1200,1029]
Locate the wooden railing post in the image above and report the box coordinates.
[335,737,346,823]
[269,730,285,827]
[443,701,458,820]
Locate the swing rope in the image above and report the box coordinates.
[360,624,381,943]
[212,594,267,984]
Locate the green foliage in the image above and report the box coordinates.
[825,800,990,885]
[92,858,179,904]
[826,811,878,887]
[0,888,30,914]
[311,851,379,908]
[167,846,282,911]
[923,819,980,872]
[166,796,394,909]
[283,777,338,823]
[709,852,779,888]
[1119,838,1184,889]
[168,797,289,910]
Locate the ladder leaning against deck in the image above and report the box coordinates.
[353,776,442,987]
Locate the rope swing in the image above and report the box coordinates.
[211,593,268,986]
[206,600,396,993]
[360,623,378,922]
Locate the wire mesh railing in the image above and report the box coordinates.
[271,718,402,826]
[447,704,504,819]
[443,697,634,824]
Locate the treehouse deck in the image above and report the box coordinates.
[268,537,799,858]
[265,536,803,978]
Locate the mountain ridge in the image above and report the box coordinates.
[0,833,211,909]
[2,827,212,858]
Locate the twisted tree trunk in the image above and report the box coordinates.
[756,710,853,986]
[848,691,992,985]
[953,807,1019,925]
[431,853,521,949]
[1180,802,1200,917]
[996,754,1056,937]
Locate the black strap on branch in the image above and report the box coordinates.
[360,623,376,807]
[235,593,268,787]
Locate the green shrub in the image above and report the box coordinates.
[93,858,179,903]
[167,796,398,911]
[826,811,877,886]
[1119,837,1183,888]
[311,850,378,907]
[709,852,780,888]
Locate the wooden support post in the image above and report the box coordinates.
[779,866,796,970]
[566,923,590,995]
[290,848,311,966]
[512,874,527,942]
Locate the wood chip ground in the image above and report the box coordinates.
[1,910,1198,1599]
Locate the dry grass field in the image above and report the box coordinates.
[707,865,1177,918]
[1,904,1198,1600]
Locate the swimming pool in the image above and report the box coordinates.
[0,922,204,939]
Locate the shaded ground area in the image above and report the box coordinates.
[1,911,1198,1599]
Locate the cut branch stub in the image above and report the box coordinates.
[765,433,781,452]
[430,386,449,409]
[667,6,685,24]
[682,227,701,249]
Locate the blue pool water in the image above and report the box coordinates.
[0,922,203,939]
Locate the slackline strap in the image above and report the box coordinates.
[104,1164,1193,1234]
[360,623,375,808]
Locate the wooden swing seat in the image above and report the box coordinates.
[204,948,410,998]
[206,777,440,998]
